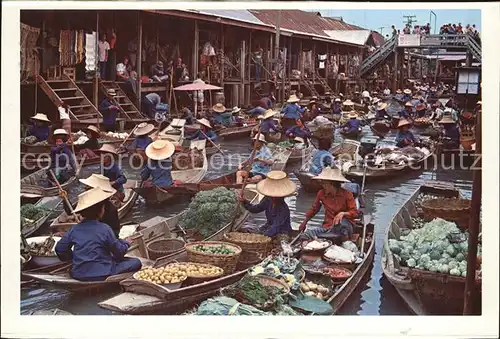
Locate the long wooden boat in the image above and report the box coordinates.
[132,140,208,205]
[217,122,257,140]
[339,127,362,140]
[48,180,139,233]
[21,154,102,172]
[21,196,62,237]
[21,167,80,198]
[21,137,134,155]
[436,146,478,169]
[156,118,187,147]
[382,181,481,315]
[286,145,315,165]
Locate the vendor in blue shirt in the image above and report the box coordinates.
[47,129,77,186]
[395,119,417,148]
[257,109,280,141]
[27,113,51,142]
[375,102,389,120]
[415,103,427,118]
[285,118,311,141]
[140,139,175,188]
[236,134,273,184]
[96,144,127,200]
[186,118,217,142]
[281,94,305,120]
[394,89,404,102]
[247,105,266,116]
[331,98,342,115]
[402,89,412,103]
[55,187,141,282]
[398,102,414,119]
[439,114,460,149]
[239,170,296,239]
[309,138,334,175]
[340,112,361,134]
[130,122,154,151]
[99,89,120,132]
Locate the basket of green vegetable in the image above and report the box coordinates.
[223,232,271,256]
[185,241,242,274]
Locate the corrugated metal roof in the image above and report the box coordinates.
[323,30,371,46]
[179,10,272,28]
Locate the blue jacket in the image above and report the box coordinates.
[103,163,127,192]
[396,130,416,148]
[55,219,130,280]
[260,118,279,133]
[99,98,119,126]
[140,158,173,187]
[281,103,304,120]
[243,197,292,237]
[247,106,266,116]
[310,150,334,175]
[130,135,153,151]
[402,94,412,102]
[189,129,217,141]
[27,124,50,142]
[341,119,361,132]
[50,144,77,171]
[145,93,161,106]
[285,125,311,139]
[249,145,273,176]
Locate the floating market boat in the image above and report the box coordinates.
[339,127,362,140]
[21,167,81,198]
[49,180,139,233]
[132,140,208,205]
[156,118,187,147]
[381,181,481,315]
[287,144,315,165]
[217,122,258,140]
[20,153,103,172]
[22,196,62,237]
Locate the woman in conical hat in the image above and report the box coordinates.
[187,118,217,142]
[299,167,359,241]
[375,102,389,120]
[339,111,361,135]
[256,109,280,142]
[47,128,78,186]
[140,139,176,188]
[77,125,101,160]
[438,114,460,149]
[238,170,296,239]
[236,134,273,184]
[27,113,51,142]
[130,123,155,151]
[281,94,305,121]
[395,118,417,148]
[285,118,311,145]
[55,187,142,282]
[95,143,127,199]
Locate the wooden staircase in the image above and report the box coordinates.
[300,77,321,97]
[36,74,102,122]
[315,70,334,95]
[99,81,147,122]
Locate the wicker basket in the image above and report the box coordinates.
[223,232,271,257]
[146,238,186,260]
[236,251,264,271]
[421,198,471,230]
[255,275,290,295]
[185,241,242,274]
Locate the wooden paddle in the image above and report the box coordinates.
[359,213,373,258]
[117,124,139,153]
[199,130,225,155]
[48,169,79,221]
[239,120,263,199]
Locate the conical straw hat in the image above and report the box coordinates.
[197,118,212,129]
[256,171,296,197]
[377,102,388,110]
[348,112,358,119]
[53,128,68,136]
[403,89,412,94]
[253,133,267,143]
[31,113,51,123]
[145,139,175,160]
[86,125,100,135]
[259,109,277,120]
[134,122,155,136]
[405,101,413,107]
[396,89,402,94]
[73,187,115,213]
[334,98,341,102]
[397,118,412,128]
[287,94,300,103]
[343,99,354,106]
[232,106,241,114]
[212,103,226,113]
[372,98,381,104]
[312,167,350,183]
[96,143,118,155]
[79,174,117,193]
[294,137,305,143]
[107,89,117,97]
[438,115,455,124]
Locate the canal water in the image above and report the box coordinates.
[21,104,474,315]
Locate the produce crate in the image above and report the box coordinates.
[185,241,242,274]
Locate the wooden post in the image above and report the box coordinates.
[325,43,329,80]
[298,39,303,93]
[392,47,398,92]
[407,50,411,80]
[137,12,143,111]
[463,110,481,315]
[94,12,100,126]
[248,31,252,83]
[241,40,246,83]
[275,10,281,74]
[312,42,316,85]
[220,24,225,88]
[335,46,340,92]
[193,20,199,78]
[156,17,159,62]
[288,37,292,84]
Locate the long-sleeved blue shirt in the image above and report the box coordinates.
[402,94,412,102]
[341,119,361,133]
[309,150,334,175]
[27,124,50,142]
[129,135,153,151]
[50,144,77,171]
[55,219,130,280]
[285,125,311,139]
[443,125,460,142]
[398,109,411,119]
[99,98,119,126]
[260,118,279,133]
[281,103,305,120]
[103,163,127,192]
[140,158,173,187]
[243,197,292,237]
[396,130,416,148]
[145,93,161,106]
[249,145,273,175]
[189,129,217,141]
[247,106,266,116]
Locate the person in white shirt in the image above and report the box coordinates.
[98,33,110,80]
[58,101,71,135]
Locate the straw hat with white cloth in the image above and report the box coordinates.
[256,171,296,198]
[403,89,412,95]
[145,139,175,160]
[197,118,212,129]
[232,106,242,114]
[31,113,51,123]
[258,109,277,120]
[86,125,100,136]
[312,167,350,183]
[397,119,412,128]
[79,174,117,194]
[73,187,116,213]
[253,134,267,143]
[343,99,354,106]
[212,103,226,113]
[107,89,117,97]
[134,122,155,136]
[53,128,68,136]
[372,98,381,105]
[405,102,413,108]
[377,102,388,110]
[287,94,300,103]
[96,144,118,155]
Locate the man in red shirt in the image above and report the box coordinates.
[299,167,359,240]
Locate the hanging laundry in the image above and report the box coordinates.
[318,54,327,70]
[85,31,97,72]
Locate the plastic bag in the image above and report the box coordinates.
[324,245,356,263]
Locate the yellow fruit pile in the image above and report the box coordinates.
[135,266,188,285]
[169,262,223,278]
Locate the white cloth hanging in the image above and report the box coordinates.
[85,31,97,72]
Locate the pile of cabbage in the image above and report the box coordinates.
[389,218,482,277]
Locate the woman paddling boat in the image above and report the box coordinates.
[395,119,418,148]
[47,129,77,186]
[140,139,176,189]
[129,123,154,152]
[55,187,142,282]
[285,118,311,143]
[438,114,460,150]
[187,118,217,142]
[236,134,273,184]
[77,125,101,160]
[309,138,335,176]
[239,170,296,241]
[96,144,127,201]
[26,113,51,143]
